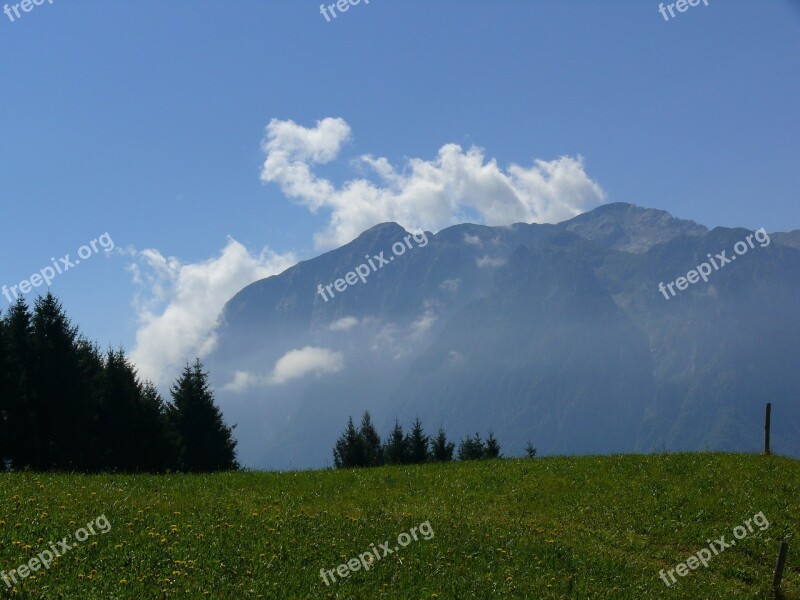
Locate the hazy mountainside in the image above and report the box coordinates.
[772,230,800,251]
[562,203,707,253]
[206,203,800,469]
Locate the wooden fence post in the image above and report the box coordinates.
[765,403,772,456]
[772,541,788,591]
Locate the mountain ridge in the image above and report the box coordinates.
[208,203,800,469]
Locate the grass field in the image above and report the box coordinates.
[1,453,798,599]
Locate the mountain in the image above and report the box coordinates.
[772,230,800,251]
[206,203,800,469]
[562,202,707,252]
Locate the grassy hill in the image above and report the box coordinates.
[1,453,798,598]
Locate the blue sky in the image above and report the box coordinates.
[1,0,798,385]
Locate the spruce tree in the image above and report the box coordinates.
[430,428,455,462]
[457,432,485,461]
[484,431,501,459]
[3,299,36,469]
[358,411,382,467]
[333,416,364,468]
[74,338,106,469]
[168,359,238,472]
[383,420,408,465]
[96,349,179,472]
[408,417,429,464]
[524,440,537,458]
[138,381,180,472]
[0,293,224,473]
[30,293,94,470]
[97,349,143,471]
[0,311,8,469]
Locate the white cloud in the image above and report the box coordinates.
[370,322,403,360]
[125,118,605,392]
[463,233,483,246]
[329,316,359,332]
[128,238,297,388]
[410,307,437,339]
[221,346,345,392]
[268,346,344,385]
[448,350,465,364]
[439,278,461,293]
[476,255,507,268]
[261,117,605,249]
[221,370,262,393]
[260,117,350,212]
[366,304,439,360]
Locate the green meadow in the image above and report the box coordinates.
[1,453,798,599]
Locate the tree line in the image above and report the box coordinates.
[1,293,535,474]
[0,294,237,473]
[332,412,507,468]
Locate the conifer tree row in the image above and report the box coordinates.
[0,294,237,473]
[332,412,506,468]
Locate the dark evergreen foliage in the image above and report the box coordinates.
[457,432,486,460]
[430,428,455,462]
[407,417,429,464]
[331,416,501,468]
[0,294,236,473]
[359,411,382,467]
[333,416,365,468]
[1,299,35,469]
[383,419,408,465]
[168,360,239,473]
[525,440,537,458]
[485,431,501,459]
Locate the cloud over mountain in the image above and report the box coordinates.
[261,117,606,249]
[128,239,296,387]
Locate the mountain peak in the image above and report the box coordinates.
[348,222,410,247]
[560,203,707,253]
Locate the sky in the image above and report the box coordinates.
[1,0,798,387]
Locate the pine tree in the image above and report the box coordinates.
[137,381,180,472]
[430,428,455,462]
[29,293,94,470]
[0,310,9,470]
[168,359,238,472]
[458,432,485,461]
[3,298,37,469]
[484,431,501,459]
[97,348,143,471]
[333,416,365,468]
[96,349,179,472]
[408,417,429,464]
[358,411,382,467]
[383,419,408,465]
[0,293,224,473]
[74,339,107,469]
[524,440,537,458]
